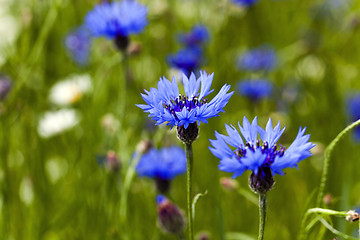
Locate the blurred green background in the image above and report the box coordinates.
[1,0,360,239]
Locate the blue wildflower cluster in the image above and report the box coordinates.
[65,26,92,66]
[237,46,277,72]
[84,0,147,39]
[65,0,148,63]
[236,46,277,102]
[136,146,186,180]
[232,0,258,7]
[167,48,203,78]
[178,25,209,47]
[237,79,273,101]
[347,93,360,141]
[137,70,233,129]
[209,117,315,180]
[167,25,209,76]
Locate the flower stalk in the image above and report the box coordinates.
[185,142,194,240]
[316,119,360,207]
[258,193,267,240]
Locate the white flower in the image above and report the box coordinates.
[49,74,92,106]
[38,109,80,138]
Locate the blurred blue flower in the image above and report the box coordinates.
[347,93,360,140]
[0,75,12,100]
[64,26,92,65]
[237,46,277,72]
[237,79,273,101]
[136,146,186,180]
[209,116,315,178]
[178,25,209,47]
[137,70,234,129]
[232,0,258,7]
[85,0,147,39]
[167,47,203,77]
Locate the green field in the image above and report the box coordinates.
[1,0,360,239]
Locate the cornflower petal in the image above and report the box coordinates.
[137,70,232,128]
[209,117,315,179]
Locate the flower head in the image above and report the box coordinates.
[156,195,186,234]
[347,93,360,140]
[237,79,273,101]
[64,26,92,65]
[232,0,258,7]
[49,74,92,106]
[137,70,234,129]
[178,25,209,47]
[136,146,186,180]
[209,117,315,192]
[38,109,80,138]
[85,0,147,39]
[167,47,203,77]
[237,46,277,72]
[0,75,12,100]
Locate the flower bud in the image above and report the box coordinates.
[323,193,333,206]
[105,151,121,172]
[156,195,186,235]
[0,75,12,100]
[345,210,359,222]
[220,177,238,191]
[126,42,142,56]
[249,167,275,194]
[196,231,211,240]
[136,140,153,155]
[177,123,199,144]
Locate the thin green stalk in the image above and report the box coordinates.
[316,119,360,207]
[185,143,194,240]
[258,193,267,240]
[318,217,357,240]
[298,208,349,240]
[119,153,142,235]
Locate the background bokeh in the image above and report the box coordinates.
[1,0,360,239]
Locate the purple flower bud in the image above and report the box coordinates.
[0,75,12,100]
[156,195,186,235]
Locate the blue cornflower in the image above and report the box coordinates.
[64,26,92,65]
[209,117,315,192]
[178,25,209,47]
[237,79,273,101]
[0,75,12,100]
[237,46,277,72]
[84,0,147,39]
[136,146,186,180]
[347,93,360,140]
[232,0,258,7]
[167,47,203,77]
[137,70,234,129]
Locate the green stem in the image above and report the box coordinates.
[316,119,360,207]
[185,143,194,240]
[298,208,349,240]
[119,153,142,236]
[258,193,267,240]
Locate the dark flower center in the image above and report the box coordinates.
[164,94,208,119]
[235,140,286,166]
